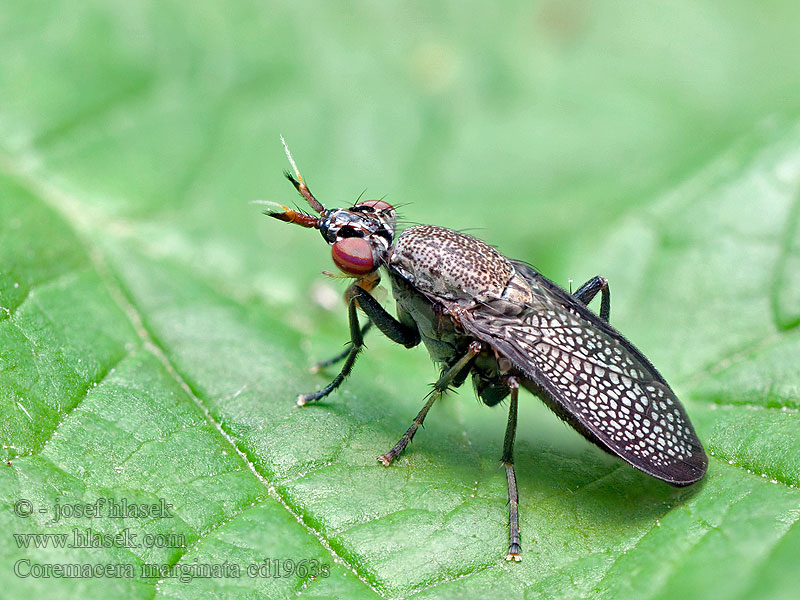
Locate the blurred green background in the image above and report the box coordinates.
[2,1,800,599]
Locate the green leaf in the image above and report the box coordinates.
[1,2,800,599]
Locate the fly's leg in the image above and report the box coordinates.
[501,375,521,561]
[297,293,365,406]
[348,285,420,349]
[298,284,419,406]
[573,275,611,322]
[311,322,373,373]
[378,341,482,466]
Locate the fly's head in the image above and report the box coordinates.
[318,201,396,276]
[262,138,396,278]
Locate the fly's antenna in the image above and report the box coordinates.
[281,135,325,214]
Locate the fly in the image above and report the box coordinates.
[261,138,708,561]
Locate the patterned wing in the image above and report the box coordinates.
[460,262,707,485]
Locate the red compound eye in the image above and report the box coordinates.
[356,199,394,213]
[331,237,376,275]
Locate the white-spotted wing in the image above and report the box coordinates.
[460,261,707,485]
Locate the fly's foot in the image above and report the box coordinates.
[505,545,522,562]
[377,450,398,466]
[297,393,316,407]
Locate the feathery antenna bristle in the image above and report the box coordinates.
[280,135,326,214]
[281,135,302,184]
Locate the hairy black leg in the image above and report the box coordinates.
[573,275,611,322]
[298,284,419,406]
[297,294,366,406]
[348,285,420,348]
[378,341,482,466]
[311,322,373,373]
[501,375,521,561]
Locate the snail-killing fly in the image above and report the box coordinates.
[262,138,707,561]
